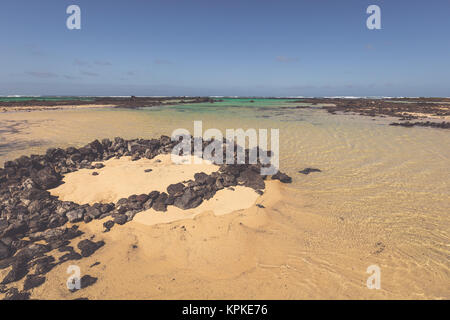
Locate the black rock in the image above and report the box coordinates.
[113,215,127,225]
[100,203,115,214]
[144,169,152,173]
[152,193,168,212]
[142,199,154,210]
[148,191,160,200]
[298,168,322,175]
[0,240,10,259]
[31,167,61,190]
[237,168,265,190]
[103,220,114,231]
[167,183,185,197]
[59,251,82,263]
[1,221,29,238]
[1,258,28,284]
[2,287,30,300]
[32,256,56,275]
[92,172,99,176]
[173,189,203,210]
[22,188,50,200]
[65,208,85,223]
[136,194,149,204]
[130,154,140,161]
[194,172,209,185]
[77,239,105,257]
[85,206,102,219]
[23,274,46,290]
[272,171,293,183]
[94,163,104,169]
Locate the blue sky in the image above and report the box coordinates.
[1,0,449,97]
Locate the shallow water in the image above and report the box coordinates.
[1,98,449,298]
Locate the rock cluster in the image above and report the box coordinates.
[389,121,450,129]
[0,136,292,299]
[293,98,450,126]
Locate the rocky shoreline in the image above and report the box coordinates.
[389,121,450,129]
[0,136,291,299]
[293,98,450,129]
[0,96,216,112]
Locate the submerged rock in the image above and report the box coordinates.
[271,171,292,183]
[298,168,322,175]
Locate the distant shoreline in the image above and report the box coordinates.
[1,96,449,129]
[0,97,216,112]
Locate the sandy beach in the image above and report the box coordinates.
[0,99,449,300]
[4,154,446,300]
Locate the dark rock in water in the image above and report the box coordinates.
[77,239,105,257]
[271,171,293,183]
[152,193,168,212]
[113,215,127,225]
[173,189,203,210]
[298,168,322,175]
[92,172,99,176]
[2,287,30,300]
[167,183,185,197]
[23,274,46,290]
[390,121,450,129]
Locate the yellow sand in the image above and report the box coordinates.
[1,156,448,299]
[50,154,219,205]
[50,153,261,224]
